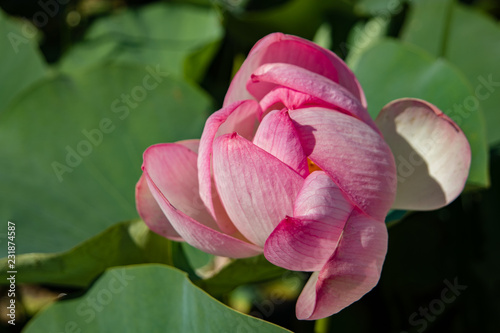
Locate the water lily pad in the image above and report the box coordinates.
[402,0,500,145]
[0,64,211,257]
[23,265,291,333]
[0,9,47,114]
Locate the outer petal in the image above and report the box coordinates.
[176,139,200,153]
[248,63,379,133]
[143,143,261,258]
[135,173,183,242]
[375,98,471,210]
[253,109,309,176]
[224,33,366,107]
[296,210,388,320]
[259,86,340,114]
[144,143,218,229]
[135,139,201,241]
[198,100,261,232]
[290,108,397,221]
[213,133,304,247]
[264,172,352,271]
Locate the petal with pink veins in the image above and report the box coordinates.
[375,98,471,210]
[213,133,304,247]
[259,86,340,114]
[176,139,201,153]
[198,100,261,232]
[249,63,379,133]
[135,173,183,242]
[265,172,353,271]
[290,108,397,221]
[253,109,309,176]
[135,139,201,241]
[293,172,354,219]
[224,33,366,107]
[143,143,262,258]
[144,143,218,229]
[296,210,388,320]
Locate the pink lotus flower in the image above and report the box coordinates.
[136,33,471,320]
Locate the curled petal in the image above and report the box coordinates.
[376,98,471,210]
[143,143,261,258]
[259,86,339,114]
[135,139,200,241]
[135,173,183,242]
[143,143,218,229]
[213,133,304,247]
[253,109,309,176]
[176,139,201,153]
[264,172,352,271]
[249,63,379,133]
[296,210,388,320]
[198,100,261,232]
[224,33,366,107]
[290,108,397,221]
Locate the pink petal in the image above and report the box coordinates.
[293,172,354,219]
[252,109,309,176]
[178,140,239,235]
[176,139,200,153]
[135,173,183,242]
[282,34,366,107]
[259,86,340,114]
[143,143,261,258]
[264,172,353,271]
[375,98,471,210]
[248,63,379,133]
[290,108,397,221]
[296,210,388,320]
[224,33,366,107]
[135,139,200,241]
[198,100,261,232]
[143,143,218,229]
[212,133,304,247]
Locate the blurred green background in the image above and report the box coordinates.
[0,0,499,332]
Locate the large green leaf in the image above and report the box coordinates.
[0,220,172,287]
[354,0,405,15]
[59,2,222,82]
[401,0,500,145]
[345,16,390,68]
[0,9,47,113]
[0,216,217,287]
[197,255,287,297]
[23,265,291,333]
[400,0,453,57]
[0,64,210,257]
[352,39,489,187]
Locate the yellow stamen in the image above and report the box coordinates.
[308,159,322,173]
